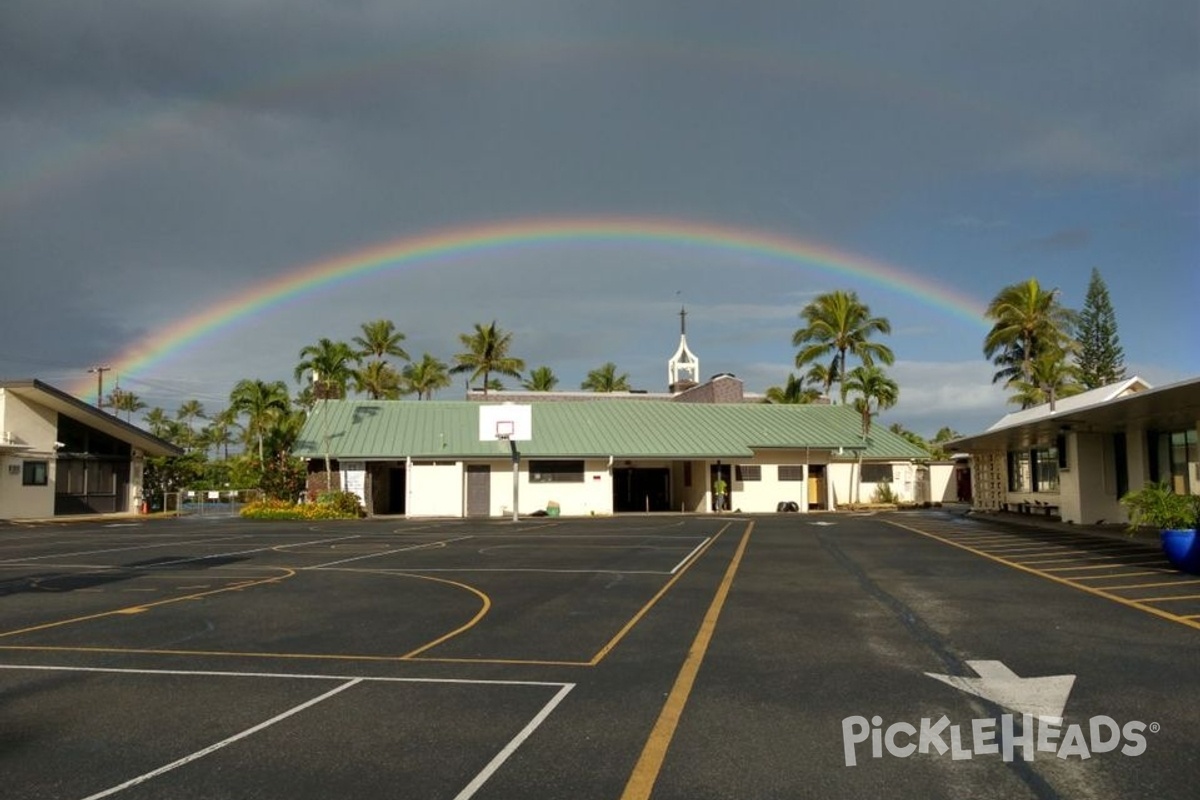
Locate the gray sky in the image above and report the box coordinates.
[2,1,1197,436]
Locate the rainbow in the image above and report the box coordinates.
[68,216,988,401]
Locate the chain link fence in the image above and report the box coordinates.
[162,489,262,517]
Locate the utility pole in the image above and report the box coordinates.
[88,365,111,408]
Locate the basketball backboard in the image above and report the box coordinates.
[478,403,532,442]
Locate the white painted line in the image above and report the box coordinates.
[669,537,711,575]
[0,662,572,690]
[306,536,474,569]
[80,678,363,799]
[453,682,574,800]
[0,534,248,564]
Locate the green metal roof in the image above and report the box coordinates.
[294,400,929,461]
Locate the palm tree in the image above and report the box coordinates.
[295,338,357,399]
[983,278,1076,395]
[764,373,820,404]
[1005,347,1084,410]
[354,361,403,400]
[403,353,452,400]
[172,399,207,452]
[581,362,631,392]
[804,359,840,400]
[352,319,409,364]
[792,290,894,403]
[204,407,240,460]
[522,366,559,392]
[229,379,291,463]
[143,407,172,438]
[106,387,146,422]
[843,364,899,437]
[451,321,525,396]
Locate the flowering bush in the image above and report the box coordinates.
[240,494,363,520]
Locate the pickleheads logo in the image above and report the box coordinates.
[841,659,1158,766]
[841,713,1153,766]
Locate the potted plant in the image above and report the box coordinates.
[1120,481,1200,574]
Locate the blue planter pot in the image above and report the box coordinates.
[1160,529,1200,574]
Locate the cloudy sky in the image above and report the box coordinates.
[2,1,1196,437]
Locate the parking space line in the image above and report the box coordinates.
[1129,594,1200,603]
[886,518,1200,631]
[1103,579,1200,590]
[1040,559,1167,572]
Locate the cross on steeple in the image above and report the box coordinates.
[668,305,699,392]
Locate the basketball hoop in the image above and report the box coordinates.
[495,420,515,440]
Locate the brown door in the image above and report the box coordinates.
[466,465,490,517]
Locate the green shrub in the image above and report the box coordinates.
[871,482,898,505]
[239,493,362,520]
[316,491,365,517]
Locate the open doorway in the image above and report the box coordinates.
[807,465,827,510]
[709,463,731,511]
[387,467,406,514]
[613,468,671,512]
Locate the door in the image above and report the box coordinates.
[466,465,490,517]
[807,465,827,510]
[387,467,406,514]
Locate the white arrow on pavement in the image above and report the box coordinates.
[925,660,1076,724]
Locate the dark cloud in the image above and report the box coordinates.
[1,1,1196,433]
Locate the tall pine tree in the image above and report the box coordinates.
[1075,268,1126,390]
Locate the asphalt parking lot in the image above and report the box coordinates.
[1,510,1197,799]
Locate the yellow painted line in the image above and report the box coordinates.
[1092,579,1200,591]
[1129,594,1200,603]
[589,523,729,666]
[397,574,490,659]
[1040,559,1167,573]
[621,521,753,800]
[1016,554,1146,567]
[115,608,148,615]
[885,520,1200,631]
[0,567,296,639]
[1072,571,1170,581]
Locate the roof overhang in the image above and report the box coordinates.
[1,379,184,457]
[950,376,1200,453]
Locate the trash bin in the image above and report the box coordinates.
[546,500,561,517]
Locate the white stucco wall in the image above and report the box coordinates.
[828,460,919,507]
[504,458,612,517]
[726,457,809,513]
[0,390,59,520]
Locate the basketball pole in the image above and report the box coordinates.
[508,438,519,522]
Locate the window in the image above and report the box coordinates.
[1008,451,1031,492]
[778,465,805,481]
[735,464,761,481]
[530,460,584,483]
[1152,429,1198,494]
[22,460,48,486]
[1007,448,1058,492]
[861,463,894,483]
[1033,447,1059,492]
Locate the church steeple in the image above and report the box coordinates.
[668,305,699,393]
